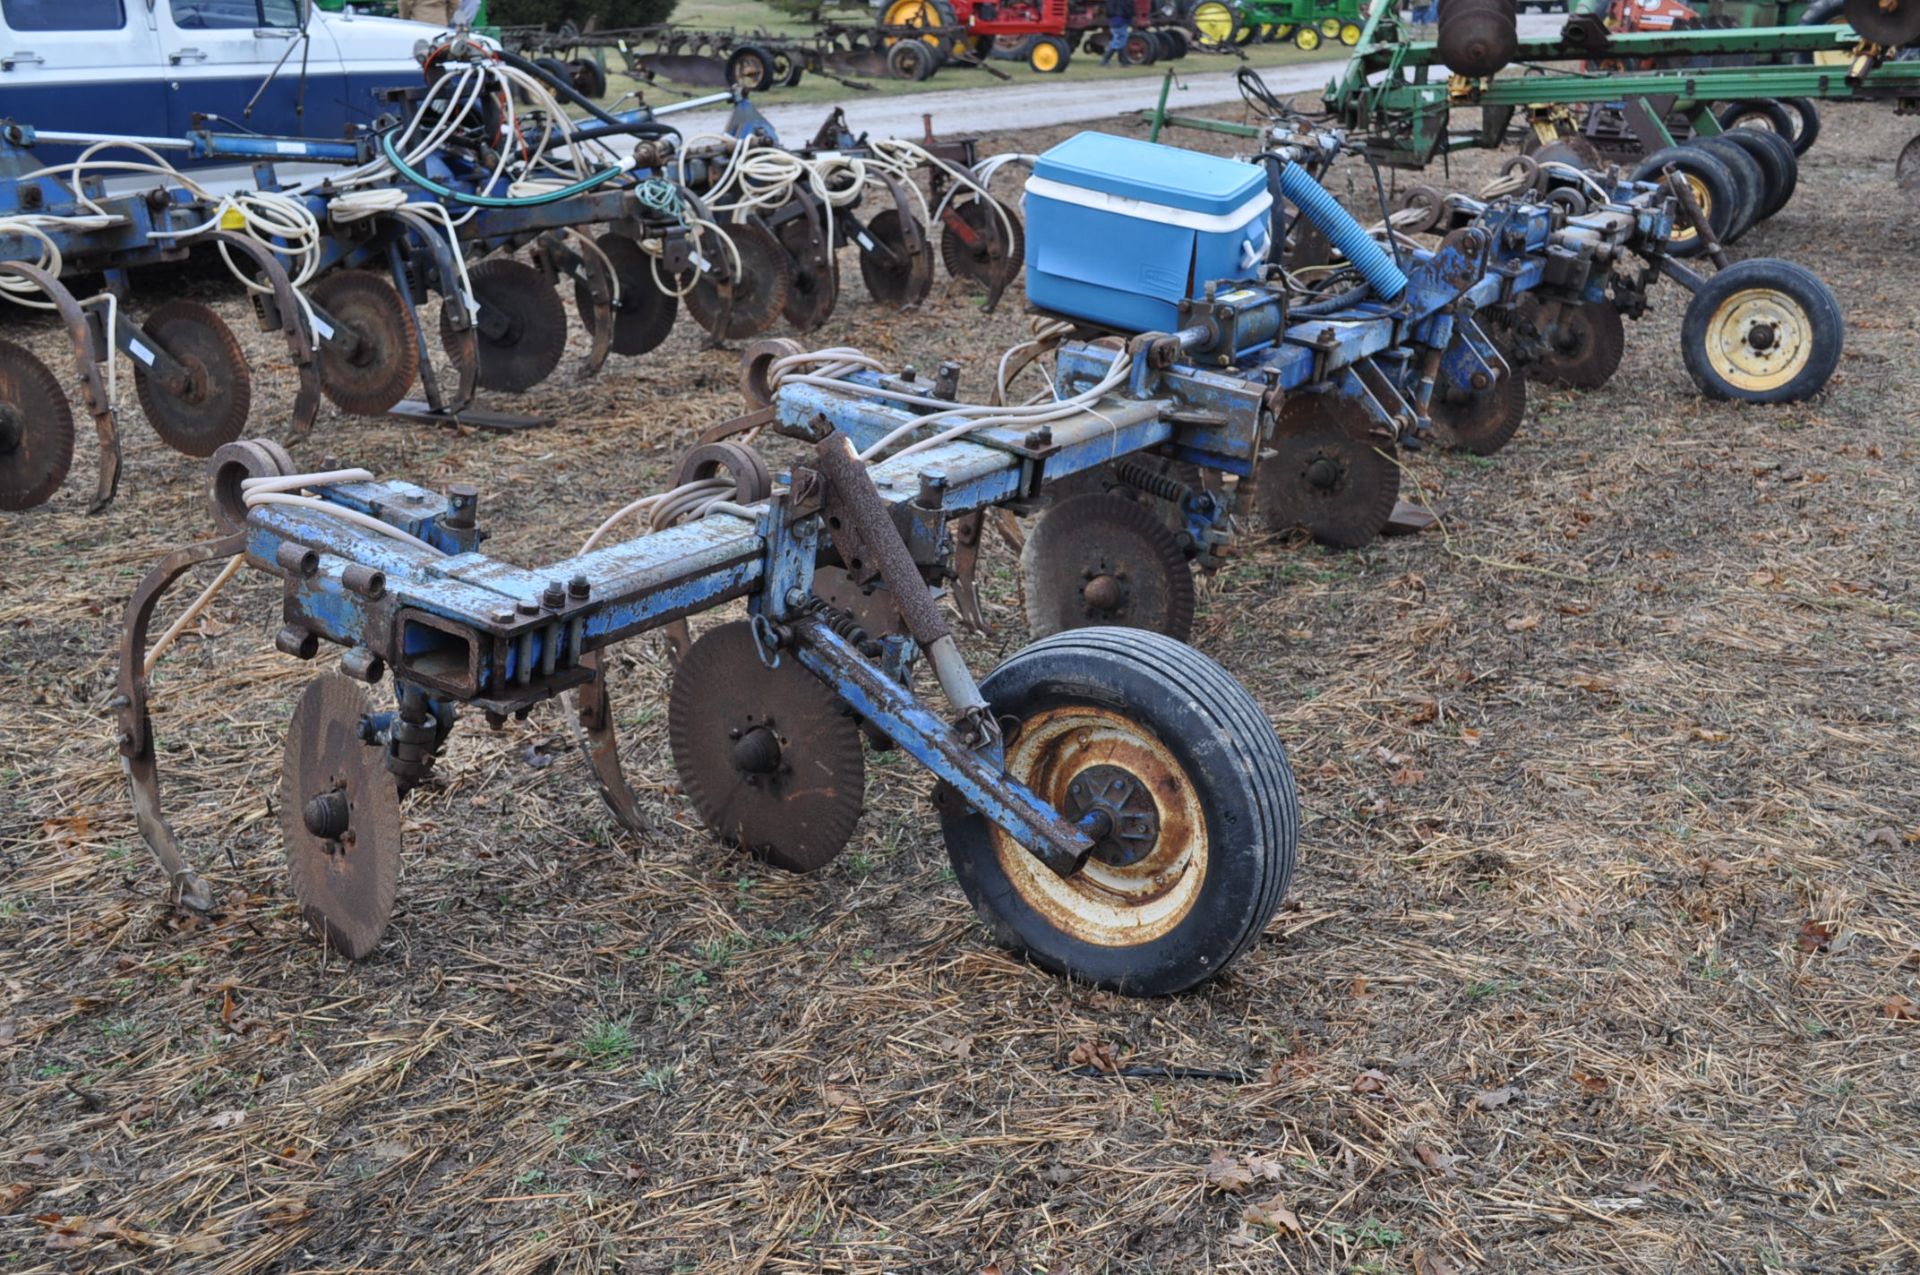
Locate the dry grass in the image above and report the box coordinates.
[1,96,1917,1274]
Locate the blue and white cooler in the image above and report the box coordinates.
[1023,132,1273,333]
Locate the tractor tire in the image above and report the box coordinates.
[1188,0,1238,49]
[1161,26,1190,57]
[1028,34,1072,71]
[881,0,968,61]
[1293,24,1322,50]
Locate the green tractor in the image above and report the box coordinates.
[1188,0,1367,51]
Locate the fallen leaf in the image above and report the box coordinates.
[20,1152,54,1170]
[1350,976,1372,999]
[1410,1144,1460,1177]
[822,1085,866,1114]
[172,1233,224,1256]
[1865,827,1901,850]
[1797,920,1833,954]
[207,1110,246,1131]
[1390,766,1427,787]
[1412,1250,1459,1275]
[1352,1068,1389,1095]
[0,1183,33,1210]
[1884,994,1918,1022]
[1242,1193,1303,1236]
[1504,613,1540,632]
[1458,728,1482,748]
[1204,1149,1254,1194]
[1403,697,1439,724]
[1691,727,1729,743]
[1470,1085,1518,1111]
[1568,674,1615,695]
[941,1033,975,1061]
[979,1265,1003,1275]
[1573,1069,1609,1095]
[1067,1040,1119,1073]
[220,988,239,1026]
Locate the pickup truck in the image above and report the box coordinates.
[1,0,441,159]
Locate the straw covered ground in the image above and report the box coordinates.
[0,95,1916,1274]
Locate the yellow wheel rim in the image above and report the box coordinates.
[1275,23,1294,36]
[1319,16,1342,34]
[1192,0,1235,41]
[988,705,1208,947]
[1703,287,1813,393]
[883,0,949,52]
[1340,21,1362,43]
[1669,172,1711,244]
[1295,26,1321,48]
[1032,41,1060,70]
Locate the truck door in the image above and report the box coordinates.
[0,0,169,149]
[155,0,349,140]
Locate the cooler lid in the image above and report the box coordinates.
[1031,132,1266,217]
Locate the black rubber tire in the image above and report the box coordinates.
[1685,134,1763,243]
[1681,258,1843,404]
[1715,98,1796,143]
[568,57,608,101]
[529,56,573,101]
[726,45,777,91]
[1120,30,1158,64]
[1631,145,1738,258]
[940,628,1299,996]
[1716,127,1796,221]
[1161,27,1189,57]
[1781,98,1821,154]
[887,38,936,80]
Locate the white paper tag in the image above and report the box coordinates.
[691,250,711,273]
[854,230,876,253]
[128,338,155,366]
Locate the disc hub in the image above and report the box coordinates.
[731,723,783,776]
[1081,571,1127,613]
[1305,454,1345,490]
[303,788,351,842]
[0,408,19,454]
[1066,763,1162,867]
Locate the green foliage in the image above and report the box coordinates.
[488,0,680,30]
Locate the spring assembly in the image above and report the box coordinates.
[1114,459,1194,506]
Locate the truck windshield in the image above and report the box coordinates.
[2,0,125,29]
[169,0,302,28]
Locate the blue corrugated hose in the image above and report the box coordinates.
[1279,162,1409,301]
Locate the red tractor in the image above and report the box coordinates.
[879,0,1186,73]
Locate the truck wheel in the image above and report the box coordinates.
[1682,259,1843,404]
[941,628,1299,997]
[1120,31,1158,64]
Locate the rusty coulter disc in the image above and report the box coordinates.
[310,270,421,416]
[683,223,793,341]
[1256,394,1400,548]
[443,256,570,393]
[0,338,75,511]
[132,299,252,458]
[281,674,401,960]
[579,233,680,357]
[1020,491,1196,641]
[669,621,865,873]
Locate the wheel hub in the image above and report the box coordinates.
[1707,288,1810,392]
[0,408,20,454]
[1066,764,1161,867]
[1081,571,1127,614]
